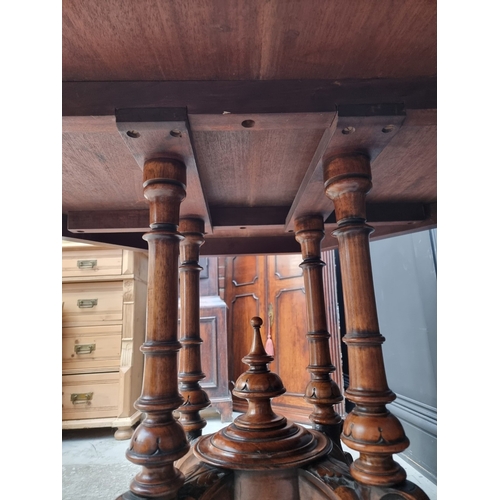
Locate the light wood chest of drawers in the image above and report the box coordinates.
[62,241,148,439]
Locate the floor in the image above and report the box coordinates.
[62,410,437,500]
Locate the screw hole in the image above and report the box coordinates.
[341,126,355,135]
[170,129,182,137]
[126,130,140,138]
[382,125,395,134]
[240,227,246,230]
[76,230,84,233]
[241,120,255,128]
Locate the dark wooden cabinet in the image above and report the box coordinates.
[198,257,232,422]
[223,253,344,423]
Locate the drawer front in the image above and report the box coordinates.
[62,325,122,374]
[62,249,123,278]
[62,372,120,420]
[62,281,123,326]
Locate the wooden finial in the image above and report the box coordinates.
[194,317,331,470]
[243,316,271,366]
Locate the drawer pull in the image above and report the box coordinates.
[77,259,97,269]
[71,392,94,404]
[74,343,96,355]
[77,299,98,308]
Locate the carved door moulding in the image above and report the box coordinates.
[224,254,344,422]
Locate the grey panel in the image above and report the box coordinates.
[389,394,437,483]
[369,229,437,483]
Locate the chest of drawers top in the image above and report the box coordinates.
[62,240,148,283]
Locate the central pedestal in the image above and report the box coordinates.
[194,317,331,471]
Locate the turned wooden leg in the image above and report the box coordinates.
[178,218,211,441]
[294,215,344,455]
[324,153,409,487]
[117,158,189,500]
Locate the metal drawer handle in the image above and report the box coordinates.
[74,343,96,355]
[77,259,97,269]
[77,299,98,308]
[71,392,93,404]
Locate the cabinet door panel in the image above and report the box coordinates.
[230,293,261,386]
[230,255,260,287]
[267,256,310,417]
[272,287,309,396]
[198,297,231,414]
[225,256,265,388]
[273,254,303,280]
[224,252,343,423]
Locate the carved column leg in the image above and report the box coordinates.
[323,153,409,487]
[178,218,211,441]
[294,215,344,457]
[117,158,189,500]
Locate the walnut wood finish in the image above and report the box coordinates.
[62,78,436,117]
[62,106,436,255]
[63,1,435,82]
[115,108,213,235]
[178,316,433,499]
[65,202,426,235]
[300,457,431,499]
[224,254,345,423]
[294,215,344,454]
[285,107,406,232]
[323,154,409,487]
[117,159,189,500]
[177,456,431,499]
[178,218,211,441]
[194,317,331,471]
[62,0,437,254]
[224,254,323,423]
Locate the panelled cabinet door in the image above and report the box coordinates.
[267,255,310,417]
[224,254,343,423]
[225,255,266,389]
